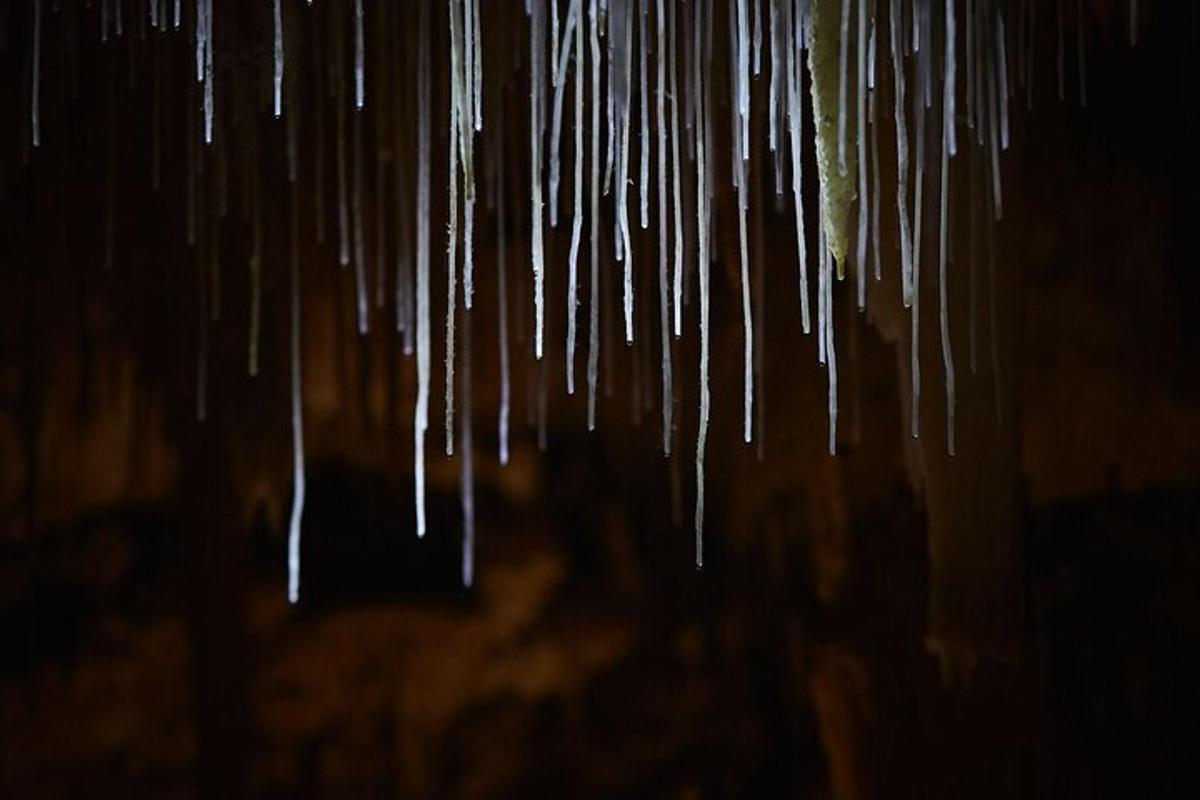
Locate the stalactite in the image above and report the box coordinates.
[891,0,914,307]
[996,4,1010,148]
[837,0,851,175]
[638,0,651,230]
[656,0,673,453]
[730,0,754,445]
[415,0,432,537]
[460,295,475,588]
[941,2,957,456]
[249,130,262,377]
[31,0,41,148]
[337,55,351,267]
[1076,0,1086,107]
[286,180,306,605]
[668,0,684,340]
[787,0,811,334]
[531,0,547,359]
[447,0,464,455]
[550,0,580,229]
[568,0,585,395]
[497,118,512,464]
[587,0,603,430]
[313,18,327,243]
[614,0,636,344]
[353,104,369,334]
[694,0,710,569]
[825,243,839,456]
[273,0,283,118]
[354,0,365,109]
[856,0,868,310]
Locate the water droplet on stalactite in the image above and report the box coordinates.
[655,0,674,454]
[274,0,283,118]
[175,0,182,30]
[587,0,603,431]
[287,182,306,605]
[531,0,547,360]
[415,0,433,537]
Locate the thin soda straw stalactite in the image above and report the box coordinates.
[446,0,465,456]
[655,0,674,453]
[286,180,306,605]
[587,0,602,430]
[941,0,957,457]
[737,0,749,158]
[472,0,483,130]
[568,0,585,395]
[856,0,868,310]
[460,295,475,588]
[31,0,41,148]
[337,56,351,267]
[249,129,262,377]
[354,0,365,110]
[694,0,711,569]
[837,0,852,175]
[668,0,685,340]
[891,0,914,307]
[614,0,636,344]
[996,3,1010,148]
[497,117,512,465]
[869,0,882,282]
[728,3,753,445]
[531,0,547,360]
[786,0,811,334]
[415,0,432,537]
[460,0,478,312]
[203,0,213,145]
[550,0,580,229]
[638,0,651,230]
[825,243,839,456]
[353,104,369,334]
[273,0,283,118]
